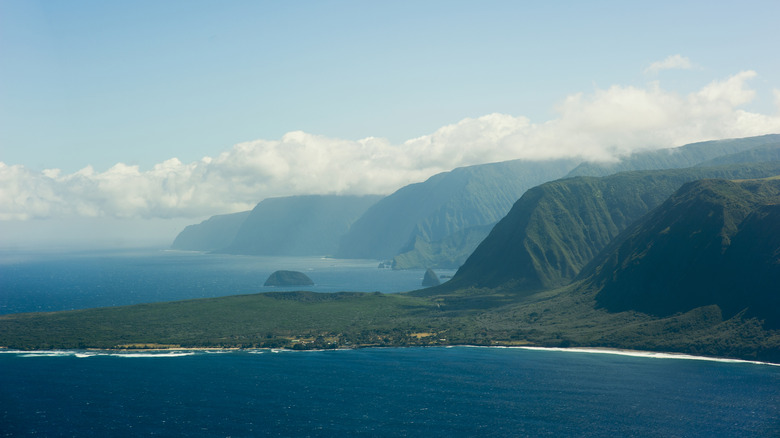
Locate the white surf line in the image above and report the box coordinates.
[516,346,780,367]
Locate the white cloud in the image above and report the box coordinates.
[2,70,779,222]
[645,54,694,74]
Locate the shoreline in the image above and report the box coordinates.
[512,345,780,367]
[2,345,778,367]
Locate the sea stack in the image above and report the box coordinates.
[264,270,314,287]
[421,268,441,287]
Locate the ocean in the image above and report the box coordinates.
[1,250,778,436]
[0,249,455,315]
[2,347,778,437]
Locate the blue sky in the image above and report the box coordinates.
[1,0,779,247]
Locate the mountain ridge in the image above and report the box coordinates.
[171,211,251,251]
[441,161,780,293]
[336,158,580,264]
[582,177,780,326]
[566,134,780,177]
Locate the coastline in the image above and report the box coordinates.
[2,344,778,367]
[512,345,780,367]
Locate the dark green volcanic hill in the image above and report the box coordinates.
[583,177,780,327]
[443,161,780,293]
[336,159,579,266]
[171,211,251,251]
[567,134,780,177]
[221,195,382,256]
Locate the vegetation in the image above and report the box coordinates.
[391,225,493,269]
[585,178,780,327]
[444,161,780,292]
[264,270,315,286]
[1,282,777,362]
[4,138,780,362]
[2,174,778,362]
[0,292,444,350]
[173,135,780,267]
[336,158,579,262]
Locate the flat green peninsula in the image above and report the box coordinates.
[1,285,778,363]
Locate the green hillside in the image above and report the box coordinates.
[392,225,493,270]
[443,161,780,292]
[336,159,579,264]
[584,178,780,326]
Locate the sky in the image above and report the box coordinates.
[1,0,780,249]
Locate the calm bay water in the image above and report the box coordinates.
[1,250,778,436]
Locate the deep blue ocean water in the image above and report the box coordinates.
[1,250,779,436]
[1,347,778,437]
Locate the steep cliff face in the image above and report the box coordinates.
[446,161,780,292]
[585,178,780,327]
[222,195,382,256]
[171,211,251,251]
[336,159,580,263]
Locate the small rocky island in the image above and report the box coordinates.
[264,270,314,287]
[421,268,441,287]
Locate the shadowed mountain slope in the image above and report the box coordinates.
[442,161,780,293]
[582,178,780,327]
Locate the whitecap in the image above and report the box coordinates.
[74,352,98,358]
[109,352,196,358]
[12,350,76,358]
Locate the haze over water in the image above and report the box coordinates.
[0,249,454,315]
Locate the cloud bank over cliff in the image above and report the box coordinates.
[2,71,779,222]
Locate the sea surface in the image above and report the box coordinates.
[1,250,778,436]
[1,347,778,437]
[0,249,455,315]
